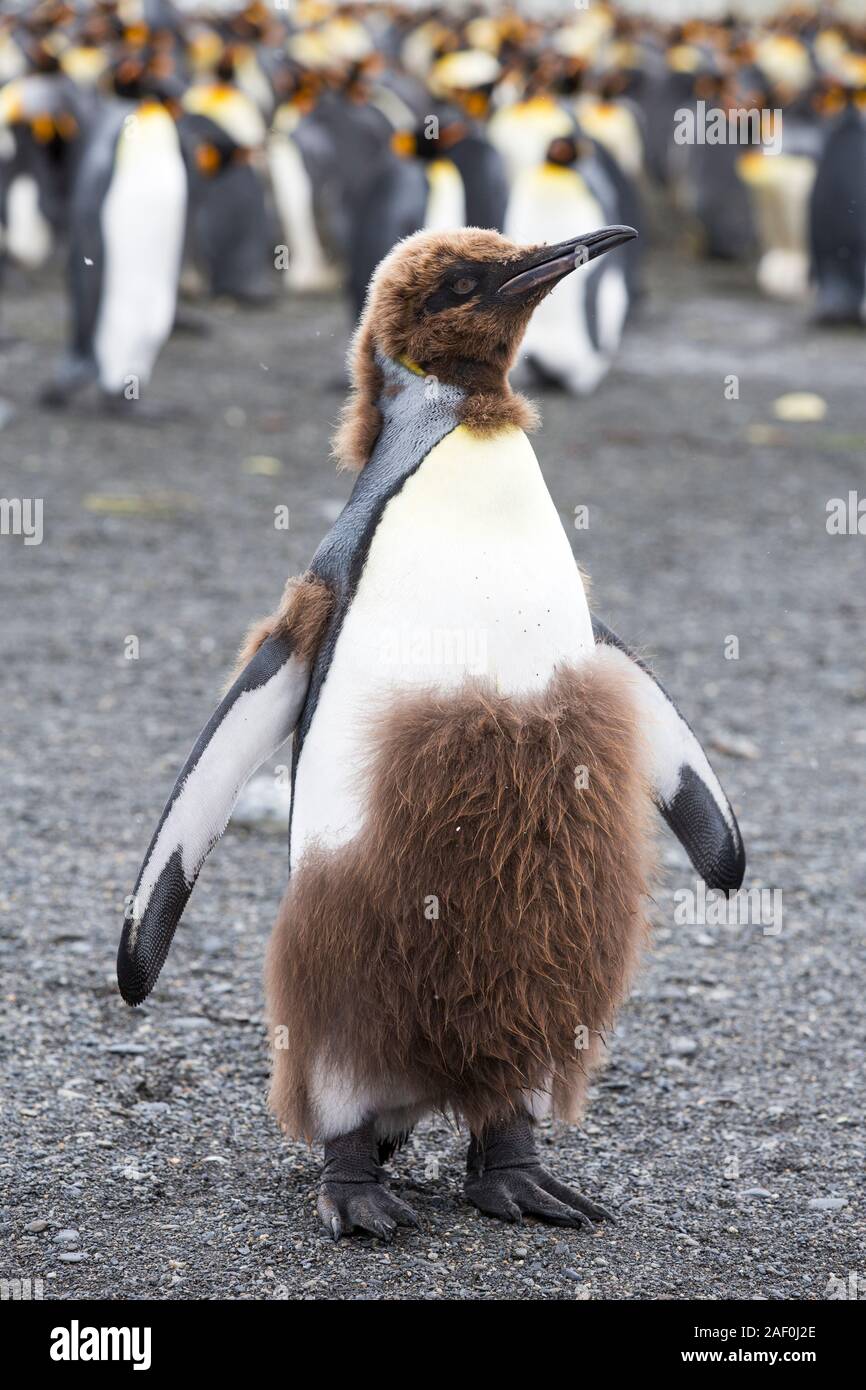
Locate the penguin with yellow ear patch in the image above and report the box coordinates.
[346,108,506,321]
[0,71,83,272]
[180,48,276,303]
[41,54,188,409]
[117,226,745,1241]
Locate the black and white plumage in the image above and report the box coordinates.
[43,97,187,404]
[117,635,310,1006]
[591,616,745,890]
[117,352,745,1011]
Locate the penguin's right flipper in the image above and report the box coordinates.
[117,634,311,1006]
[592,615,746,892]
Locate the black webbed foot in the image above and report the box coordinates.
[318,1182,420,1242]
[318,1121,420,1242]
[465,1112,615,1230]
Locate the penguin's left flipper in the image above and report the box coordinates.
[116,633,311,1007]
[592,615,746,892]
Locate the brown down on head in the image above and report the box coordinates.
[333,227,544,472]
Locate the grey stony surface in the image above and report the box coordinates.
[0,252,864,1301]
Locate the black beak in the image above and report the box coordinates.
[498,225,637,300]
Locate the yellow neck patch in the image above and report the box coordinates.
[397,354,426,377]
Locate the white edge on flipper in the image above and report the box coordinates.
[592,616,746,891]
[117,636,310,1004]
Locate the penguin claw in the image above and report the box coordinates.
[465,1165,614,1230]
[534,1170,617,1225]
[317,1182,420,1243]
[316,1191,347,1240]
[369,1218,396,1243]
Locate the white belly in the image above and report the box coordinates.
[290,424,593,866]
[5,173,53,268]
[488,99,575,184]
[737,153,816,302]
[94,109,187,392]
[423,159,466,232]
[268,131,340,292]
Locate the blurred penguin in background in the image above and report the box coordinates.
[637,24,703,187]
[268,62,343,295]
[488,64,576,185]
[681,58,760,262]
[221,0,277,119]
[506,131,630,396]
[42,39,187,409]
[287,43,399,320]
[0,33,86,271]
[568,63,647,297]
[266,13,415,305]
[180,39,276,304]
[425,47,509,232]
[2,0,864,414]
[345,108,464,322]
[809,57,866,325]
[326,46,507,323]
[735,30,822,301]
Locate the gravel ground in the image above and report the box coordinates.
[0,249,864,1301]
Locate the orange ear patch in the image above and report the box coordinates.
[31,113,56,143]
[195,142,221,175]
[390,129,416,158]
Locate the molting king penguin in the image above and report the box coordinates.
[117,225,746,1241]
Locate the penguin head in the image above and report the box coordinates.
[358,225,636,384]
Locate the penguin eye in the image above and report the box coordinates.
[452,275,478,297]
[423,269,484,314]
